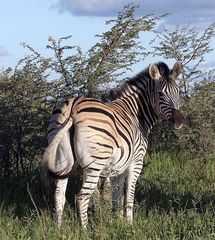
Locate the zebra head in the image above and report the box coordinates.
[149,61,184,129]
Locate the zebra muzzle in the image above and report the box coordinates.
[170,109,184,130]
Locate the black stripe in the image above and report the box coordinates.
[78,107,114,122]
[85,180,98,184]
[79,193,91,197]
[96,142,113,149]
[88,167,101,172]
[82,187,94,190]
[114,113,133,142]
[121,94,135,114]
[91,155,109,160]
[88,125,119,148]
[79,98,101,103]
[63,100,69,105]
[71,96,81,111]
[47,128,56,134]
[52,109,62,114]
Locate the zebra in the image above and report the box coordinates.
[41,61,184,229]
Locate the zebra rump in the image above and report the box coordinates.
[41,98,80,180]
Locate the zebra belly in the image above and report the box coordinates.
[100,148,131,177]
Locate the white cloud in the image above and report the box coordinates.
[54,0,215,26]
[56,0,119,16]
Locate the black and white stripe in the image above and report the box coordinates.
[42,61,184,228]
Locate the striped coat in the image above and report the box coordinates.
[42,61,184,228]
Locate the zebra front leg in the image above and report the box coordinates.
[125,164,142,224]
[54,178,68,228]
[77,168,102,229]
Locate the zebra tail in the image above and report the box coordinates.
[41,117,74,180]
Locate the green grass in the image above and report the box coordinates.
[1,152,215,239]
[0,206,215,239]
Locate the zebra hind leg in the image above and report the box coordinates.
[99,177,112,209]
[111,172,126,218]
[54,178,68,228]
[76,168,102,229]
[125,165,142,224]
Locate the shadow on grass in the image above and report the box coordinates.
[0,169,81,219]
[135,179,215,215]
[1,171,215,220]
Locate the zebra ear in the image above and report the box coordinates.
[170,61,182,79]
[149,64,161,80]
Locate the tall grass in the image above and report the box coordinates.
[0,152,215,239]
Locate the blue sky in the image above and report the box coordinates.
[1,0,215,74]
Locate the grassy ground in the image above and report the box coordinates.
[0,152,215,239]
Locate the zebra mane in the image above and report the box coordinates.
[110,62,171,100]
[132,62,170,82]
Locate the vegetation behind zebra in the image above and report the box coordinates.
[0,4,215,238]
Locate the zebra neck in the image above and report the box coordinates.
[117,83,158,136]
[137,91,158,136]
[139,84,158,136]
